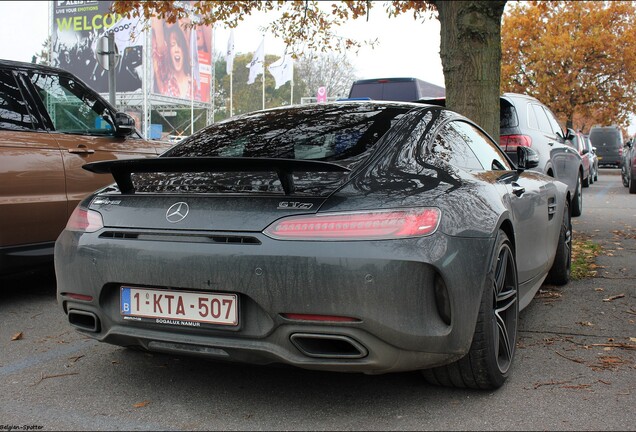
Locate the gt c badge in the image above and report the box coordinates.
[166,202,190,223]
[278,201,313,210]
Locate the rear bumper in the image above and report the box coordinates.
[55,229,494,373]
[597,156,622,167]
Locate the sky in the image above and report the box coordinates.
[0,1,444,86]
[1,1,633,134]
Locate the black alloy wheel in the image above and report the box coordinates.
[422,231,519,389]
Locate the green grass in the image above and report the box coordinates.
[571,237,602,280]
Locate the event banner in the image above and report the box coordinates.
[151,2,212,103]
[52,0,144,93]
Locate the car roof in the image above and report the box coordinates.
[0,58,73,76]
[352,77,422,84]
[501,93,542,104]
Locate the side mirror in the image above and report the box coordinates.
[517,146,539,171]
[592,146,597,154]
[565,128,576,142]
[581,147,589,155]
[114,112,136,137]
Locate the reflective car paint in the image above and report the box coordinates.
[55,101,570,388]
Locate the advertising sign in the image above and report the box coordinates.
[316,86,327,103]
[52,0,144,93]
[150,3,212,102]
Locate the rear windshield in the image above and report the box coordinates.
[166,104,409,161]
[349,82,418,102]
[589,129,622,148]
[136,104,410,195]
[500,99,518,129]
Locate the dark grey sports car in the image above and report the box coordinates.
[55,101,572,390]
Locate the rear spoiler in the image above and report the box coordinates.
[83,157,351,195]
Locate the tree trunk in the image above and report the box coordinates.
[434,1,506,142]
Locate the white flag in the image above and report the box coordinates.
[268,54,293,89]
[225,30,235,75]
[92,14,144,54]
[246,38,264,85]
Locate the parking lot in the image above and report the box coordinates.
[1,169,634,431]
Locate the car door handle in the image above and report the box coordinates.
[68,147,95,154]
[511,182,525,197]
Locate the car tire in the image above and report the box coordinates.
[545,200,571,286]
[630,176,636,194]
[622,167,630,187]
[422,230,518,390]
[571,173,583,217]
[582,173,589,188]
[594,168,598,182]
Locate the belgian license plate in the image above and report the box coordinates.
[120,286,238,327]
[597,156,603,160]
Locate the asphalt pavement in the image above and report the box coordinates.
[0,168,634,431]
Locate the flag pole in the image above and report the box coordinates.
[211,24,215,124]
[189,23,196,135]
[262,35,265,110]
[191,32,194,135]
[230,71,233,117]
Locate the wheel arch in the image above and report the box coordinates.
[498,218,516,258]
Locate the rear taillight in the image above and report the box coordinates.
[66,207,103,233]
[500,135,532,150]
[263,208,440,241]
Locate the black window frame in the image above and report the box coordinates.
[0,68,45,132]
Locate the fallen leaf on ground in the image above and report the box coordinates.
[577,321,594,327]
[603,294,625,302]
[133,401,150,408]
[630,338,636,343]
[11,332,23,341]
[587,343,636,350]
[595,288,605,292]
[590,356,626,371]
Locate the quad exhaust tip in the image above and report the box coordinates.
[290,333,368,359]
[68,309,100,332]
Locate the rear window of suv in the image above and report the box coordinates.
[500,99,518,129]
[589,128,622,148]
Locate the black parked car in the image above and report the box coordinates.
[589,126,624,168]
[583,134,599,184]
[55,101,571,390]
